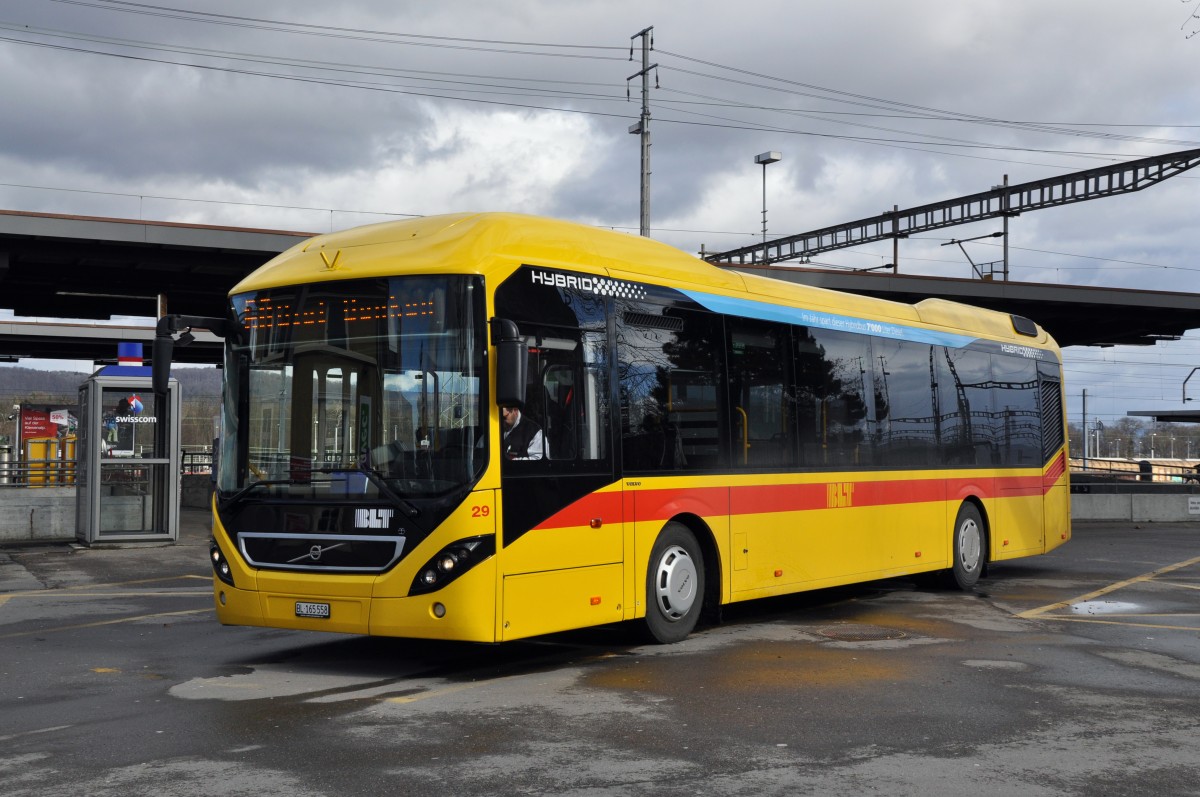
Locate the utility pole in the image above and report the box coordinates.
[1081,389,1088,472]
[892,205,899,273]
[1001,174,1010,280]
[755,151,782,249]
[628,27,656,237]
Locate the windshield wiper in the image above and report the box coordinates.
[310,466,421,518]
[218,478,310,512]
[219,469,422,520]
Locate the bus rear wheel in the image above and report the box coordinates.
[946,502,985,590]
[643,523,705,644]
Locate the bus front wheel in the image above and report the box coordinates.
[644,523,705,644]
[946,502,985,590]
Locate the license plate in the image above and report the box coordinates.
[295,601,331,619]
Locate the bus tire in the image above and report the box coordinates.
[644,523,705,644]
[946,502,985,590]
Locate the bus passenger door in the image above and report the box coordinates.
[498,328,623,639]
[726,319,807,594]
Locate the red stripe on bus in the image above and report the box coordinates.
[631,486,732,524]
[529,458,1066,532]
[1043,452,1066,487]
[729,483,826,514]
[529,490,623,531]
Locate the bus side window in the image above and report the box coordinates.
[991,352,1040,466]
[515,329,610,469]
[937,346,996,466]
[794,327,873,468]
[872,337,937,468]
[618,303,724,473]
[543,364,579,460]
[728,319,794,469]
[541,329,609,464]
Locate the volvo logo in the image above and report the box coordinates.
[288,542,345,564]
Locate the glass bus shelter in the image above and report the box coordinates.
[76,370,181,544]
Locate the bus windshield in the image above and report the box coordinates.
[219,275,487,502]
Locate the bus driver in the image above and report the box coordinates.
[501,404,545,460]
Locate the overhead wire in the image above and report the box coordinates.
[2,7,1196,279]
[45,0,629,58]
[655,48,1200,147]
[2,26,1174,165]
[4,13,1196,173]
[17,6,1198,155]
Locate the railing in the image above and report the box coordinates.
[181,448,213,475]
[0,456,77,487]
[1071,457,1200,486]
[0,446,215,487]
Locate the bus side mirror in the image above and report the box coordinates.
[152,314,231,397]
[490,318,527,408]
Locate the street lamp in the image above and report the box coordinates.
[755,151,782,246]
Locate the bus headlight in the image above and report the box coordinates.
[409,535,495,596]
[210,539,235,587]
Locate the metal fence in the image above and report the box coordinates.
[181,448,213,475]
[0,454,76,486]
[1071,457,1200,486]
[0,445,214,487]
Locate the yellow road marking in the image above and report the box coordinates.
[1017,554,1200,619]
[0,608,211,639]
[1158,581,1200,592]
[1032,616,1200,632]
[1045,613,1200,618]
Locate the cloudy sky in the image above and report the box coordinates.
[2,0,1200,442]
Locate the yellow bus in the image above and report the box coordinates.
[154,212,1070,644]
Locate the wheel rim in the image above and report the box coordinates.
[653,544,698,621]
[957,517,982,573]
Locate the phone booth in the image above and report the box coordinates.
[76,368,181,544]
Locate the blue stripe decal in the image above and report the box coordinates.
[680,289,978,348]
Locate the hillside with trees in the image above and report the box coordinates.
[0,365,222,448]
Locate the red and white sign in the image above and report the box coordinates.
[21,409,56,439]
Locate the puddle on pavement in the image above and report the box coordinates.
[1069,600,1141,615]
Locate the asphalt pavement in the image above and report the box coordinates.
[1,516,1198,797]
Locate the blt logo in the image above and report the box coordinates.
[355,508,394,529]
[826,482,855,509]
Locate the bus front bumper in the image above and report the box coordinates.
[212,558,499,642]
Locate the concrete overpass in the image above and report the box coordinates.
[1,208,1199,364]
[0,209,308,362]
[731,264,1200,349]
